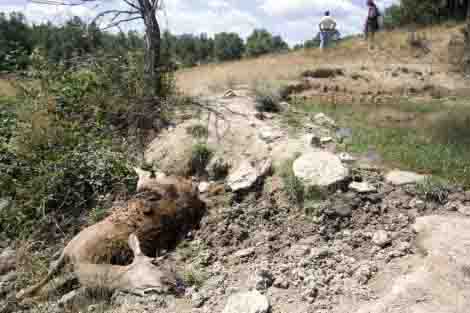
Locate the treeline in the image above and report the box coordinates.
[383,0,470,29]
[0,12,289,72]
[163,28,289,67]
[0,12,144,72]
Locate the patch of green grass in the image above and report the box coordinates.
[89,206,109,224]
[290,97,470,186]
[278,158,304,206]
[415,176,450,203]
[348,125,470,185]
[388,98,443,113]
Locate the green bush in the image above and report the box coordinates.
[0,49,179,238]
[253,81,282,113]
[189,143,213,176]
[278,158,305,206]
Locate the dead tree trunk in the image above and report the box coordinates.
[143,6,161,95]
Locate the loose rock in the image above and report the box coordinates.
[372,230,391,248]
[0,248,16,275]
[349,181,377,193]
[409,198,426,211]
[222,290,270,313]
[458,204,470,216]
[234,247,255,259]
[259,129,282,143]
[385,170,426,186]
[293,151,349,188]
[192,291,209,308]
[227,159,272,192]
[313,113,336,128]
[198,182,211,194]
[338,152,356,163]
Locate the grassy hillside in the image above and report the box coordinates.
[176,23,463,95]
[176,22,470,185]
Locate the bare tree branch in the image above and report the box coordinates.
[122,0,142,13]
[100,16,141,30]
[92,9,139,24]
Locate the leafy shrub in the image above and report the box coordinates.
[186,123,209,139]
[0,49,180,238]
[415,177,450,204]
[278,158,305,206]
[189,143,213,176]
[253,81,282,113]
[182,266,208,289]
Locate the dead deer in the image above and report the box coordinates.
[16,172,206,299]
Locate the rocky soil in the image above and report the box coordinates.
[2,86,470,313]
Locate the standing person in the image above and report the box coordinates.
[364,0,380,51]
[319,11,337,50]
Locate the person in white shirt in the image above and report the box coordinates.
[318,11,337,50]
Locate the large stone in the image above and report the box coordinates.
[385,170,426,186]
[0,248,16,275]
[227,159,272,192]
[222,290,270,313]
[372,230,391,248]
[293,151,349,188]
[349,182,377,193]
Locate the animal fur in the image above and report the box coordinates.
[16,176,206,299]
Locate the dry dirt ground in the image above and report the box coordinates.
[2,24,470,313]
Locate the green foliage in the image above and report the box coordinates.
[0,47,183,238]
[415,177,450,203]
[189,143,213,176]
[253,81,283,113]
[383,0,469,28]
[0,12,146,72]
[214,32,245,61]
[246,29,289,57]
[182,266,208,289]
[278,158,305,206]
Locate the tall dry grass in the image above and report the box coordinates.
[176,24,462,95]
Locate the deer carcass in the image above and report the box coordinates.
[16,173,206,299]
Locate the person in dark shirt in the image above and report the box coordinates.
[364,0,380,51]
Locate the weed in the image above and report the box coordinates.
[278,158,305,206]
[252,80,282,113]
[182,266,208,289]
[287,97,470,187]
[189,143,213,176]
[89,207,109,224]
[415,176,450,204]
[186,123,209,139]
[16,241,49,291]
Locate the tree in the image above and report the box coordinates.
[213,32,244,61]
[245,29,289,57]
[245,29,273,57]
[30,0,164,93]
